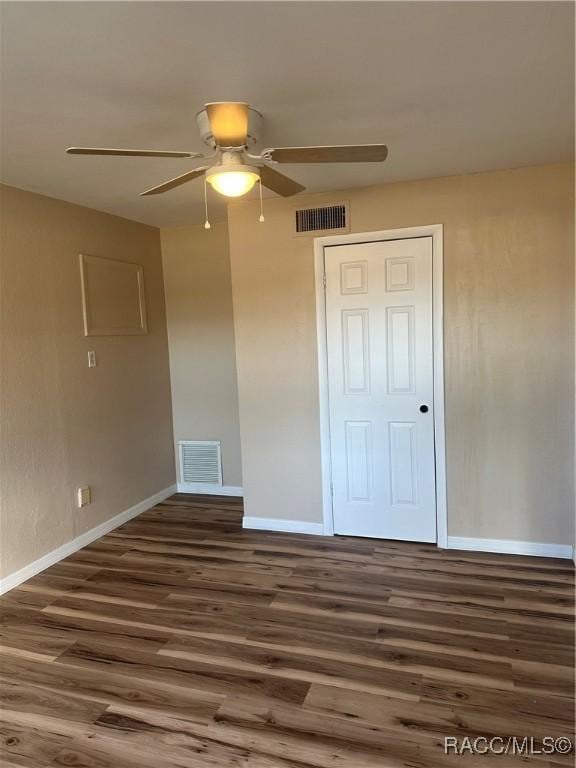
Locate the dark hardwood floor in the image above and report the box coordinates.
[1,493,574,767]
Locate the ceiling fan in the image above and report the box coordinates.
[66,102,389,199]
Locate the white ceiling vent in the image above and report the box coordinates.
[179,441,222,486]
[294,202,349,236]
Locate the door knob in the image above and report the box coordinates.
[419,404,429,413]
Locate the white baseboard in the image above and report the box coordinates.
[447,536,574,560]
[177,482,243,497]
[0,484,177,595]
[242,516,326,536]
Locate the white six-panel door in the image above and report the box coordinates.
[325,237,436,541]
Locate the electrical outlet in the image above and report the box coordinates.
[77,486,91,508]
[88,351,96,368]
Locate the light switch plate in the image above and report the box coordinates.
[88,351,96,368]
[77,486,91,508]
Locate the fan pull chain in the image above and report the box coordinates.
[258,178,265,223]
[203,178,211,230]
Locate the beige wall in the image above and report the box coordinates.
[228,163,575,545]
[161,222,242,488]
[0,185,175,579]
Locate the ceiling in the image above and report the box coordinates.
[1,2,573,228]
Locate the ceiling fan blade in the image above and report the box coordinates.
[140,166,208,196]
[264,144,388,164]
[259,164,305,197]
[205,102,249,147]
[67,147,201,158]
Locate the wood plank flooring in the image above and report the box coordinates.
[1,493,574,767]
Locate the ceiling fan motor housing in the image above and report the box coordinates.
[196,106,263,148]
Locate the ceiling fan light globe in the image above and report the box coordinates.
[206,165,259,197]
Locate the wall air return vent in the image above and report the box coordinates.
[179,441,223,486]
[294,202,349,236]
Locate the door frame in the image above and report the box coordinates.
[313,224,447,546]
